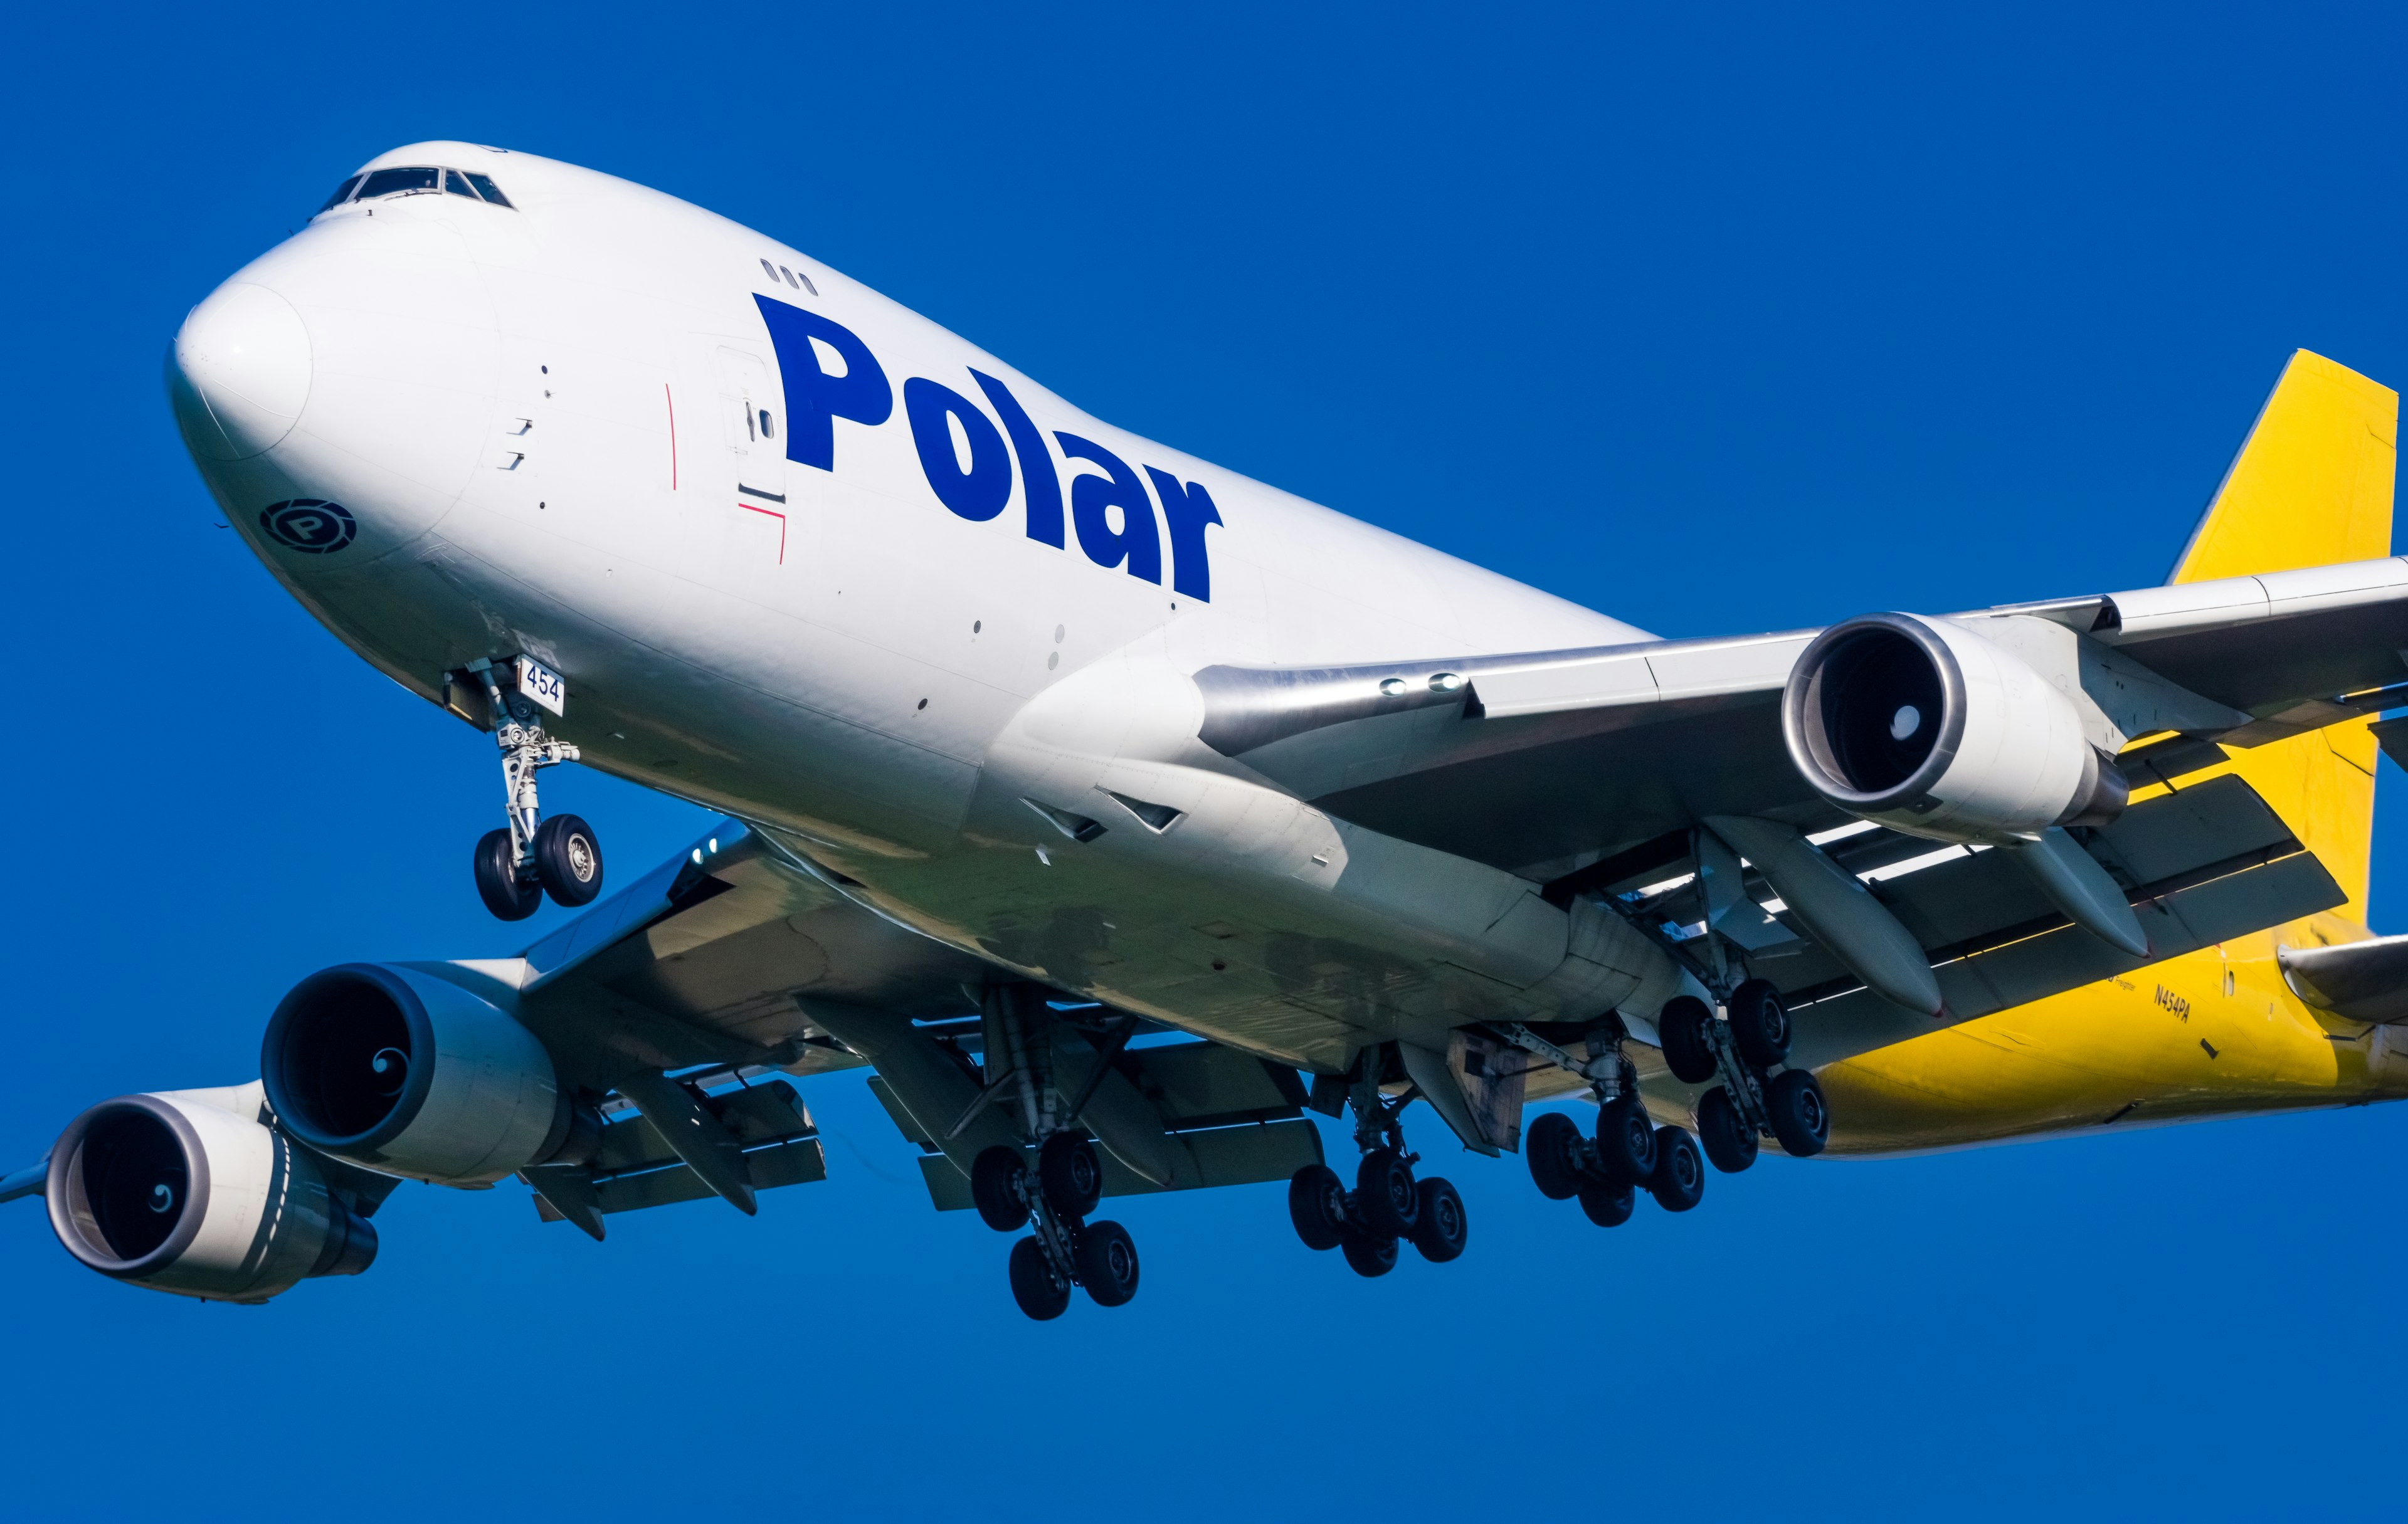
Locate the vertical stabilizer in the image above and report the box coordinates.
[2169,350,2397,920]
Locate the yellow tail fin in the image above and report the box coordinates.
[2168,349,2398,922]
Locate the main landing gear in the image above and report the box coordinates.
[1501,1021,1709,1226]
[1655,979,1830,1169]
[961,988,1143,1320]
[972,1133,1139,1320]
[461,658,605,921]
[1285,1059,1469,1276]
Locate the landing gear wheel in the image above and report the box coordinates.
[1728,978,1792,1069]
[1007,1235,1070,1320]
[971,1145,1030,1231]
[1356,1148,1420,1238]
[1647,1126,1705,1212]
[1659,995,1718,1084]
[473,828,542,921]
[1593,1099,1659,1187]
[531,813,605,907]
[1409,1177,1469,1263]
[1287,1164,1348,1251]
[1525,1112,1585,1201]
[1038,1132,1104,1217]
[1339,1233,1399,1278]
[1576,1179,1635,1227]
[1696,1086,1760,1174]
[1075,1220,1141,1306]
[1766,1068,1830,1157]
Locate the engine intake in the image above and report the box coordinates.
[47,1087,375,1303]
[1783,612,2128,845]
[263,964,569,1185]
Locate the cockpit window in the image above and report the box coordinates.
[445,170,482,200]
[317,174,365,213]
[357,166,440,199]
[463,172,513,208]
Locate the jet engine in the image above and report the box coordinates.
[261,964,572,1185]
[47,1086,376,1303]
[1783,612,2128,845]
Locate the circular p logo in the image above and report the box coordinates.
[259,498,357,554]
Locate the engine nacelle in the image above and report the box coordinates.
[262,964,569,1185]
[1783,612,2128,846]
[47,1085,376,1303]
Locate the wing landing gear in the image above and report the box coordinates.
[963,986,1145,1321]
[1284,1054,1471,1274]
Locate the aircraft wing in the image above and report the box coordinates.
[474,822,1317,1234]
[1198,554,2408,882]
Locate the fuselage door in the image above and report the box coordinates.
[714,346,784,505]
[712,345,788,567]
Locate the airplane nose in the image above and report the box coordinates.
[168,283,313,462]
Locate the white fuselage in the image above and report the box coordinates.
[171,142,1666,1071]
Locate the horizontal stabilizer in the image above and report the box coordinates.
[2278,933,2408,1024]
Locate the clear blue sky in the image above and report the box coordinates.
[3,4,2402,1519]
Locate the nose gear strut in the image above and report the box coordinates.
[459,656,605,920]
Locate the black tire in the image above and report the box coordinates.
[1339,1233,1399,1278]
[1007,1236,1070,1320]
[1038,1132,1104,1217]
[1287,1164,1348,1251]
[473,828,542,921]
[1409,1177,1469,1263]
[1593,1099,1659,1187]
[531,813,605,907]
[1576,1179,1635,1227]
[1647,1126,1705,1212]
[1075,1220,1141,1307]
[1767,1068,1831,1157]
[1728,978,1792,1069]
[1525,1111,1585,1201]
[1696,1086,1760,1174]
[1659,995,1719,1085]
[1356,1148,1420,1237]
[971,1145,1029,1232]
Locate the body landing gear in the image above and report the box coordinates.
[1286,1061,1470,1274]
[460,657,603,920]
[1504,1024,1706,1225]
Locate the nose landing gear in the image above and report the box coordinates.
[1285,1059,1471,1274]
[459,657,604,921]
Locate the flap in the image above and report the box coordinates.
[1763,775,2345,1067]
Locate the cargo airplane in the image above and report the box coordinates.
[10,143,2408,1317]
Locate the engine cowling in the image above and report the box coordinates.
[47,1085,376,1303]
[261,964,569,1185]
[1782,612,2128,845]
